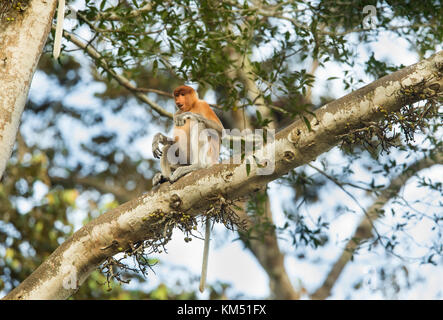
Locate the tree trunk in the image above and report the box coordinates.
[0,0,57,179]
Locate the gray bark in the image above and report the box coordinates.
[0,0,58,179]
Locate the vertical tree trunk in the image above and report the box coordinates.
[0,0,58,179]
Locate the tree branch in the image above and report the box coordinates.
[60,28,173,119]
[89,3,155,21]
[3,50,442,299]
[310,152,443,300]
[251,4,434,38]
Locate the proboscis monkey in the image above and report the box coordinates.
[152,85,223,293]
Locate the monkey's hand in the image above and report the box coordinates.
[174,112,205,127]
[152,133,171,159]
[153,172,168,186]
[174,113,191,127]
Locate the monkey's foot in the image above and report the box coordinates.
[170,164,203,182]
[153,172,168,187]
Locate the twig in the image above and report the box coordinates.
[57,27,173,119]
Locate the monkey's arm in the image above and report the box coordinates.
[175,113,262,145]
[174,112,223,135]
[152,133,174,159]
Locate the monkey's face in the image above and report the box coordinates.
[173,85,196,111]
[175,92,187,110]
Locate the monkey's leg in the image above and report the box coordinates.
[176,112,223,137]
[169,163,205,182]
[153,144,174,187]
[199,218,211,293]
[152,172,167,187]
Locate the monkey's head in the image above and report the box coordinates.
[173,85,198,111]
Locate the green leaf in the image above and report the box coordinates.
[302,116,312,131]
[152,59,158,77]
[256,110,262,123]
[100,0,107,11]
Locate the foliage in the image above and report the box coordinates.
[0,0,29,23]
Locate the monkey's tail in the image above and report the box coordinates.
[199,218,211,293]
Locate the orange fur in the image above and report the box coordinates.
[172,86,223,163]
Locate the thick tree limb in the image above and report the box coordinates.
[311,152,442,300]
[0,0,58,180]
[3,50,442,300]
